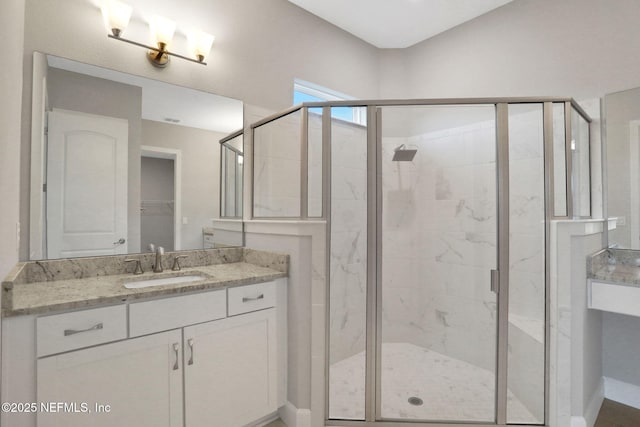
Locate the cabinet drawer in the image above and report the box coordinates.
[228,281,276,316]
[129,290,226,337]
[590,281,640,317]
[37,305,127,357]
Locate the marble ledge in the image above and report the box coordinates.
[2,248,289,317]
[587,248,640,287]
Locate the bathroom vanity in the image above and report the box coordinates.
[1,248,288,427]
[588,248,640,318]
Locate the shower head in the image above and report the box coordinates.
[392,144,417,162]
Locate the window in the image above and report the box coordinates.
[293,80,365,125]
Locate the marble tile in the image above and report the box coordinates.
[331,166,367,201]
[253,195,301,218]
[328,343,538,423]
[327,110,549,394]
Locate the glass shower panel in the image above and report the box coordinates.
[572,108,591,217]
[308,108,323,217]
[506,104,546,424]
[552,103,567,217]
[379,105,497,422]
[223,147,237,217]
[328,107,368,420]
[252,110,302,217]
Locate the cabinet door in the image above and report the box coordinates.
[37,330,183,427]
[184,308,277,427]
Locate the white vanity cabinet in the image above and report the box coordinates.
[37,329,183,427]
[26,278,286,427]
[184,309,277,427]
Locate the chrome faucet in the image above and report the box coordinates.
[153,246,165,273]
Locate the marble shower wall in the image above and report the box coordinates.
[253,110,302,217]
[506,104,546,423]
[329,117,368,364]
[381,112,499,373]
[326,106,547,378]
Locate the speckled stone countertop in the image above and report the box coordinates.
[2,248,288,317]
[588,248,640,287]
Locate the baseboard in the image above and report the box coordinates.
[279,401,311,427]
[585,378,605,427]
[254,411,280,427]
[604,376,640,410]
[570,416,587,427]
[570,377,604,427]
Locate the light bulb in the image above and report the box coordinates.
[150,15,176,48]
[101,0,132,37]
[188,30,215,62]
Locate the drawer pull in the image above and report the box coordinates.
[63,323,103,336]
[173,343,179,370]
[188,338,194,365]
[242,294,264,303]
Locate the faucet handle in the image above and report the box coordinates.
[172,255,188,271]
[124,258,144,275]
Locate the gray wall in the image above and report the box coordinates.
[0,0,26,404]
[1,0,25,277]
[47,68,143,253]
[141,120,223,251]
[381,0,640,100]
[141,157,175,251]
[603,312,640,387]
[604,87,640,248]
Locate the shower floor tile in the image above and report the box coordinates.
[329,342,538,422]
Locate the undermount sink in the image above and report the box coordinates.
[123,272,210,289]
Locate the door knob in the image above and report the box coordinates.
[113,238,126,245]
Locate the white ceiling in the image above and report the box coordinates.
[288,0,514,48]
[47,55,243,134]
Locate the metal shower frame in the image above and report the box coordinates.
[250,97,592,427]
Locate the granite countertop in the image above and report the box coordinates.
[2,248,288,317]
[587,248,640,287]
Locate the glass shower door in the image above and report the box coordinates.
[378,105,498,423]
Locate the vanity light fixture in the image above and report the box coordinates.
[101,0,214,67]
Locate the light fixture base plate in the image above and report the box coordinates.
[147,49,170,68]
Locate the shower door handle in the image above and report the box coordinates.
[490,269,500,294]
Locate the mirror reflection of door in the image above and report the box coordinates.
[46,109,128,258]
[140,156,175,251]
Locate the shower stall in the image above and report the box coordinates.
[250,99,592,426]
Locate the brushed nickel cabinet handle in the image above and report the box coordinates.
[173,343,179,370]
[242,294,264,303]
[64,323,103,336]
[188,338,194,365]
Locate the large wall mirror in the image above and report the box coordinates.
[29,52,244,260]
[605,86,640,249]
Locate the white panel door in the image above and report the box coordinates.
[37,329,183,427]
[47,109,128,258]
[183,308,278,427]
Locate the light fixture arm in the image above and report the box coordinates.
[107,34,207,66]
